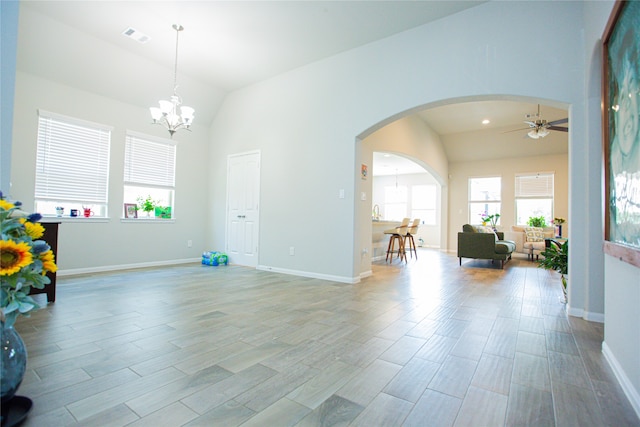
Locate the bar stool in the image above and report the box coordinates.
[384,218,410,263]
[405,218,420,259]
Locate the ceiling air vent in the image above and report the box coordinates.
[122,27,150,44]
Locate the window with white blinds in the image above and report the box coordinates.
[124,132,176,188]
[35,110,111,216]
[515,173,554,225]
[123,132,176,219]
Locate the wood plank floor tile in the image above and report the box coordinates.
[505,383,555,427]
[336,359,402,407]
[453,386,508,426]
[235,397,310,427]
[470,353,513,395]
[401,389,462,427]
[349,393,414,427]
[295,394,364,427]
[11,253,638,427]
[427,355,477,399]
[383,357,440,403]
[512,352,551,391]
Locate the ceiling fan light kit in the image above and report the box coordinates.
[504,104,569,139]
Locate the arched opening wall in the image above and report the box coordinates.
[208,2,601,320]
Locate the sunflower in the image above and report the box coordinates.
[0,199,15,210]
[40,250,57,274]
[19,218,45,239]
[0,240,33,276]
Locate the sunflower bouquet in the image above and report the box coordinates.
[1,192,57,326]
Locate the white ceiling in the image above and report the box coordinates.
[16,2,568,166]
[373,100,569,173]
[18,1,483,95]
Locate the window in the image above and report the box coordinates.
[35,110,111,217]
[515,173,554,225]
[468,176,501,224]
[412,184,437,225]
[384,185,407,221]
[123,131,176,219]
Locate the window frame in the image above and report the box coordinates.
[123,131,177,220]
[468,176,501,225]
[514,172,555,226]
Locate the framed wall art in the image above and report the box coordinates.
[602,0,640,267]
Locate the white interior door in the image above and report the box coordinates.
[226,151,260,267]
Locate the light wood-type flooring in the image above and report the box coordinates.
[13,249,640,426]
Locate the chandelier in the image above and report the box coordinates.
[150,24,194,137]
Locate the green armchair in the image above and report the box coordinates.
[457,224,516,269]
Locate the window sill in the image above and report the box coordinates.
[41,216,110,223]
[120,218,175,224]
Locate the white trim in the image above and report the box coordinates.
[602,342,640,420]
[126,129,176,146]
[57,258,200,277]
[360,270,373,279]
[566,305,605,323]
[256,265,360,284]
[38,109,113,131]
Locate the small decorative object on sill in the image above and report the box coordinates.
[1,191,57,419]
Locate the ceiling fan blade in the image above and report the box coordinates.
[548,126,568,132]
[502,127,530,134]
[548,118,568,126]
[523,121,537,127]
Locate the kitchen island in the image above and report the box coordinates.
[372,220,401,260]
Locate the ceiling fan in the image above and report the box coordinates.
[507,104,569,139]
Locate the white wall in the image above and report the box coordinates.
[448,153,569,250]
[208,1,586,283]
[11,73,211,272]
[584,0,640,417]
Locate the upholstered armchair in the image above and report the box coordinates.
[457,224,516,269]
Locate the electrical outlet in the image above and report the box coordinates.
[289,246,295,256]
[187,240,192,247]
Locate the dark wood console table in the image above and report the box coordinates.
[29,221,59,303]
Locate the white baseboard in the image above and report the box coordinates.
[256,265,359,284]
[57,258,201,277]
[566,305,605,323]
[360,270,373,279]
[602,342,640,420]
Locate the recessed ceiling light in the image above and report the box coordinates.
[482,119,490,125]
[122,27,151,44]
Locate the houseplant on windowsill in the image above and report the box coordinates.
[1,191,57,408]
[538,240,568,302]
[137,195,158,218]
[527,215,547,228]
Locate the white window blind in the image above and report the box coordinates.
[35,110,111,203]
[515,173,554,198]
[124,133,176,188]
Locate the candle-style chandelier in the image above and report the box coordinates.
[149,24,194,137]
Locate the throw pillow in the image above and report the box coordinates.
[524,227,544,242]
[477,226,498,241]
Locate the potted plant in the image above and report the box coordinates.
[137,195,158,217]
[1,191,57,405]
[527,216,547,228]
[480,212,500,230]
[538,240,568,302]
